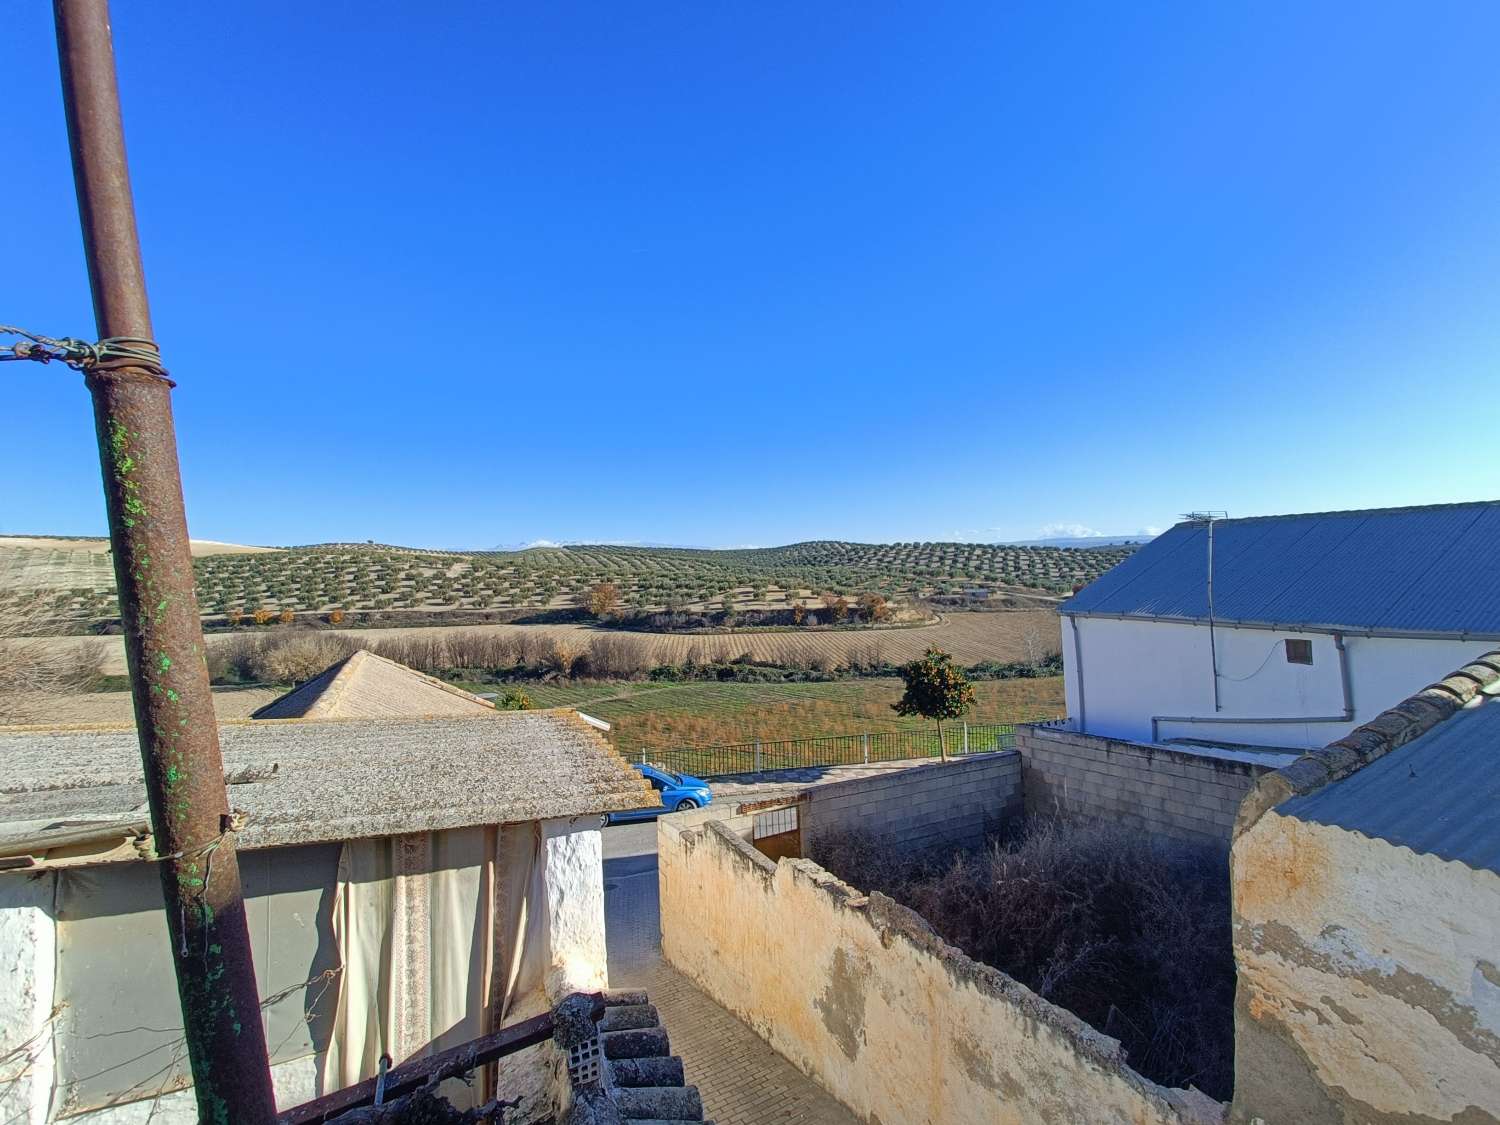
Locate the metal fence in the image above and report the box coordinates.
[640,718,1046,779]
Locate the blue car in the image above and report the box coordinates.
[607,763,714,824]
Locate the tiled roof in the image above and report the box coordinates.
[0,709,654,863]
[1237,649,1500,873]
[1062,500,1500,637]
[252,649,496,719]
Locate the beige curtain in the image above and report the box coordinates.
[322,824,548,1101]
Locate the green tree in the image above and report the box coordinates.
[892,647,975,761]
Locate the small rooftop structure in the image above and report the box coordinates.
[251,648,496,719]
[0,709,653,864]
[1063,500,1500,638]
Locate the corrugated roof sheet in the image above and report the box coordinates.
[1061,500,1500,636]
[251,650,497,719]
[0,710,655,862]
[1278,688,1500,874]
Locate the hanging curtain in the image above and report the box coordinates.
[322,823,548,1102]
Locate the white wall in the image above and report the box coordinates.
[1064,615,1493,748]
[541,817,608,997]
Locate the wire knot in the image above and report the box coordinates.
[1,324,171,382]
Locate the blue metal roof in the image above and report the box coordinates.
[1277,690,1500,874]
[1060,501,1500,637]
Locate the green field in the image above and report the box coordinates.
[468,676,1065,757]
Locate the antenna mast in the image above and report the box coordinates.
[1183,512,1228,714]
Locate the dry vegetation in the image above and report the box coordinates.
[43,610,1061,679]
[811,820,1235,1100]
[0,597,104,723]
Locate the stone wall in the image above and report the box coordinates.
[1231,809,1500,1124]
[801,750,1023,856]
[659,809,1223,1125]
[1016,726,1282,851]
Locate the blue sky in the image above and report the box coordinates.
[6,2,1499,549]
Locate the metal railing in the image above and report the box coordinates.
[640,716,1053,779]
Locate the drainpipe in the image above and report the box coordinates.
[52,1,276,1119]
[1069,615,1087,732]
[1206,517,1221,712]
[1150,632,1355,743]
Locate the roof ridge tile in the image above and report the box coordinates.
[1234,647,1500,838]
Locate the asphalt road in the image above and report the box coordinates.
[602,817,658,866]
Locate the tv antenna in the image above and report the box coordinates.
[1182,512,1228,712]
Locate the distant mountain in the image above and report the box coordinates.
[1003,535,1153,549]
[476,539,710,552]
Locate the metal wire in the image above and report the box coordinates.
[0,324,170,380]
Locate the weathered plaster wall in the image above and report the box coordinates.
[802,751,1023,856]
[1232,810,1500,1124]
[660,810,1223,1125]
[0,871,56,1125]
[1018,726,1277,851]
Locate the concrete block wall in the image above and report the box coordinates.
[802,751,1023,856]
[1016,726,1278,851]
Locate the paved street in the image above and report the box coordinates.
[602,808,860,1125]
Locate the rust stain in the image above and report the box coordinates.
[1234,813,1332,918]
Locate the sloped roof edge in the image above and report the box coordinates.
[1233,649,1500,840]
[250,649,497,719]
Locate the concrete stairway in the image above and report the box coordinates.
[599,990,712,1124]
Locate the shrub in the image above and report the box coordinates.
[812,820,1235,1100]
[250,630,359,684]
[543,640,582,678]
[587,634,650,679]
[252,607,273,626]
[495,687,532,710]
[278,608,295,625]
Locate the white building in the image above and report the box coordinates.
[0,671,653,1125]
[1060,500,1500,749]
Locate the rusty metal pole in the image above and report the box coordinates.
[52,2,277,1120]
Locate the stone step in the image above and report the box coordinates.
[601,1026,670,1060]
[603,988,649,1007]
[612,1085,704,1121]
[599,1003,661,1033]
[608,1055,685,1088]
